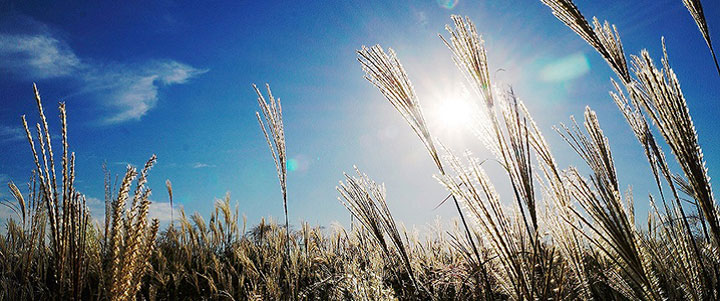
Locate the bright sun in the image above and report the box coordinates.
[435,94,475,132]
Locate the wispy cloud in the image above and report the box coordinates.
[0,125,25,142]
[85,197,108,225]
[89,60,207,123]
[113,161,134,167]
[0,17,206,124]
[0,33,81,78]
[415,11,428,26]
[192,162,216,169]
[0,207,19,224]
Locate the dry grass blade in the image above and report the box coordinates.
[436,149,542,300]
[357,45,443,172]
[442,16,539,236]
[682,0,720,75]
[540,0,630,82]
[166,179,174,224]
[7,181,26,226]
[441,15,494,107]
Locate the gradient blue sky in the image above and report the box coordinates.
[1,0,718,230]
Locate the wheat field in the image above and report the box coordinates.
[2,0,720,300]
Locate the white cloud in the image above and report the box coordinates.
[113,161,134,167]
[148,201,179,224]
[0,33,82,78]
[85,197,109,226]
[87,196,179,226]
[192,162,216,169]
[1,18,206,124]
[415,11,428,26]
[0,125,26,142]
[99,61,207,123]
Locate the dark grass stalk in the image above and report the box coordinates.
[682,0,720,76]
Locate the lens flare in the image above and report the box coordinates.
[287,159,298,172]
[539,52,590,82]
[437,0,459,9]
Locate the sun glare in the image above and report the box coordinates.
[435,93,475,132]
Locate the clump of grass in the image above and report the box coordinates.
[559,108,663,300]
[105,155,159,301]
[337,167,422,296]
[18,84,91,299]
[542,0,720,298]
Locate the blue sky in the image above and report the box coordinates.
[1,0,719,230]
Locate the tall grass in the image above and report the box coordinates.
[253,83,294,298]
[1,0,719,299]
